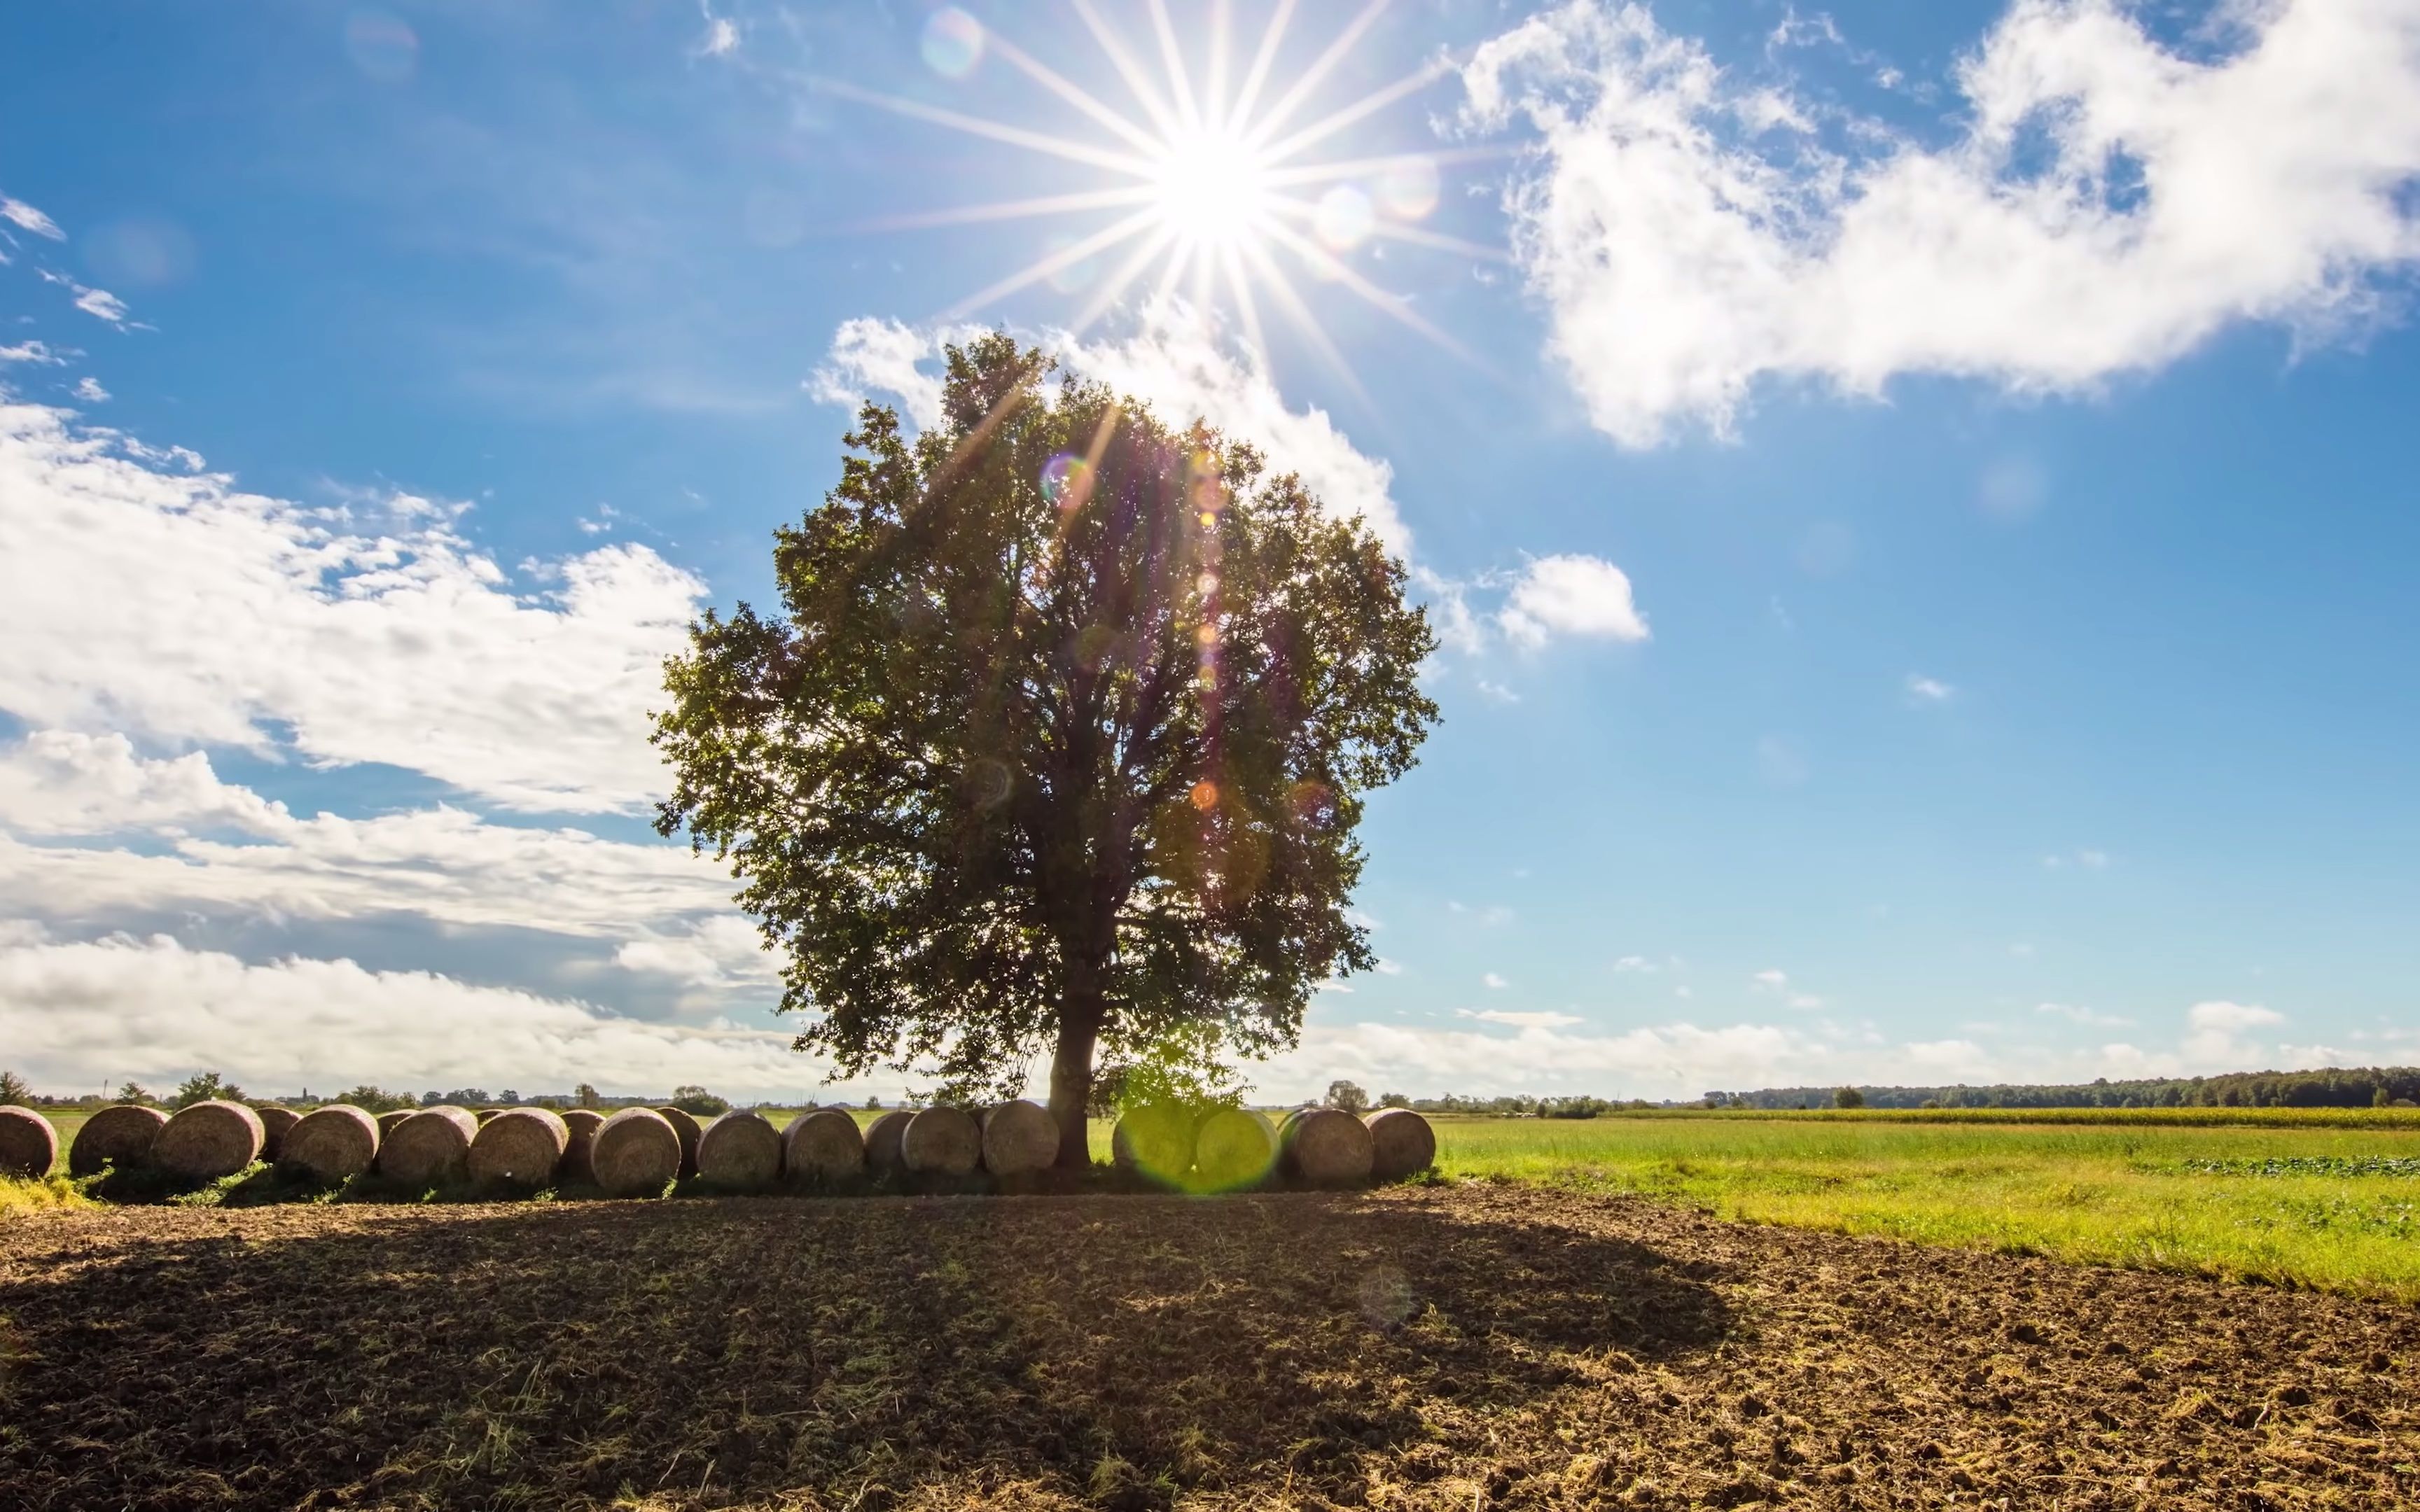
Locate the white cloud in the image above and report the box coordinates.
[1614,953,1655,973]
[1482,971,1510,988]
[1,340,62,365]
[697,16,739,58]
[1459,1008,1585,1029]
[0,399,707,813]
[2042,847,2112,869]
[71,376,109,402]
[1461,0,2420,446]
[2034,1000,2132,1028]
[0,932,824,1100]
[73,287,130,325]
[809,316,952,429]
[1905,673,1954,703]
[1,195,64,240]
[1752,967,1789,988]
[1497,553,1650,647]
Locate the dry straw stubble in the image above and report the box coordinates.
[1363,1108,1437,1181]
[696,1110,783,1190]
[378,1107,478,1188]
[279,1105,382,1182]
[781,1107,865,1186]
[155,1100,266,1182]
[68,1104,167,1177]
[980,1100,1059,1178]
[590,1107,682,1197]
[468,1107,569,1191]
[0,1105,58,1179]
[1281,1107,1374,1188]
[559,1109,604,1185]
[653,1106,703,1178]
[902,1107,982,1177]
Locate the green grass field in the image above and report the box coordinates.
[13,1104,2420,1301]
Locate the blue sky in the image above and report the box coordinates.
[3,0,2417,1102]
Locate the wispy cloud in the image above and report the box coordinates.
[0,195,64,240]
[1905,673,1954,704]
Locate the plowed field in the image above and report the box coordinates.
[0,1185,2411,1509]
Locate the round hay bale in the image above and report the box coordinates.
[1363,1109,1437,1181]
[279,1105,380,1182]
[1194,1107,1279,1190]
[590,1107,681,1198]
[376,1109,415,1140]
[559,1108,604,1185]
[1112,1104,1197,1186]
[253,1105,300,1161]
[475,1107,505,1126]
[378,1106,476,1187]
[653,1106,703,1178]
[863,1109,915,1176]
[468,1107,569,1191]
[0,1105,59,1179]
[155,1100,265,1181]
[902,1106,981,1177]
[68,1103,167,1177]
[696,1110,783,1190]
[781,1107,865,1185]
[980,1100,1059,1178]
[1281,1107,1374,1188]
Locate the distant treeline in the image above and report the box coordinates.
[1713,1067,2420,1111]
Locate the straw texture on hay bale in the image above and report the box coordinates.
[781,1107,864,1185]
[590,1107,681,1197]
[253,1106,300,1161]
[1363,1108,1437,1181]
[378,1107,477,1187]
[155,1100,266,1181]
[68,1103,167,1177]
[559,1108,604,1185]
[696,1110,783,1189]
[653,1106,703,1178]
[475,1108,504,1125]
[863,1110,914,1175]
[1194,1107,1279,1190]
[1281,1107,1374,1187]
[1112,1104,1196,1184]
[376,1110,414,1140]
[980,1100,1059,1177]
[0,1105,58,1180]
[902,1106,982,1177]
[279,1105,380,1182]
[468,1107,569,1190]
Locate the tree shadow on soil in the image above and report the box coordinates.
[0,1190,1730,1510]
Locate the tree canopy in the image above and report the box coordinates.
[653,332,1438,1162]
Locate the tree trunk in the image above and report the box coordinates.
[1048,990,1103,1169]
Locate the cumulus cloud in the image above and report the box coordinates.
[0,399,707,813]
[1,340,62,365]
[0,733,753,966]
[1497,553,1651,647]
[0,932,822,1100]
[71,376,108,402]
[1461,0,2420,446]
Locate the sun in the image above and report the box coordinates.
[1153,127,1276,251]
[818,1,1505,381]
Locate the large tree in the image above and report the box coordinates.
[653,334,1437,1165]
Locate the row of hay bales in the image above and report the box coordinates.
[1111,1104,1437,1189]
[0,1098,1437,1196]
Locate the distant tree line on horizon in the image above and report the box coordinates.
[1710,1066,2420,1111]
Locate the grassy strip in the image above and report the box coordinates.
[1484,1105,2420,1128]
[1435,1115,2420,1302]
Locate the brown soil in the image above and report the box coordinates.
[0,1184,2410,1510]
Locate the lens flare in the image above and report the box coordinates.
[1189,780,1219,811]
[919,8,984,80]
[1376,156,1442,220]
[1314,184,1375,251]
[1040,451,1094,508]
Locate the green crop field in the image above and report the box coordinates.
[13,1103,2420,1301]
[1426,1110,2420,1301]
